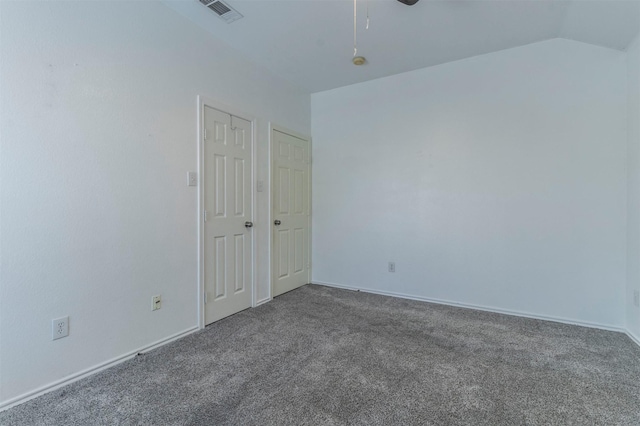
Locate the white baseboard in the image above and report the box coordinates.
[627,330,640,347]
[0,326,199,412]
[254,297,272,307]
[3,285,638,412]
[312,281,627,334]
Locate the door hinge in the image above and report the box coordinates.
[204,292,208,304]
[204,128,207,140]
[204,210,209,222]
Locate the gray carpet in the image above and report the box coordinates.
[2,284,640,425]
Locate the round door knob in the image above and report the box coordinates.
[274,220,281,226]
[245,221,253,228]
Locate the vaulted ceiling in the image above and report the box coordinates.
[162,0,640,93]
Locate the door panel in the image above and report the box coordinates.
[272,129,310,297]
[294,228,304,273]
[214,236,226,298]
[234,234,245,292]
[204,106,253,324]
[278,167,290,213]
[278,229,289,278]
[213,154,225,217]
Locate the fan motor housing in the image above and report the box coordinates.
[397,0,420,5]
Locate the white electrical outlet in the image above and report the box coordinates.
[634,290,640,308]
[152,295,162,311]
[388,262,395,273]
[52,316,69,340]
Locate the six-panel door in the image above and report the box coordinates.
[204,106,253,324]
[272,129,310,297]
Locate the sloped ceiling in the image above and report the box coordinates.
[162,0,640,93]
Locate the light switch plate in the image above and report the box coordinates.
[187,172,197,187]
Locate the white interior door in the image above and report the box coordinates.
[204,106,253,325]
[272,128,310,297]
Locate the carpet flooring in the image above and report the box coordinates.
[2,284,640,425]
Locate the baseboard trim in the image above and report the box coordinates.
[254,297,272,307]
[626,330,640,347]
[312,281,626,334]
[0,326,199,412]
[3,287,637,412]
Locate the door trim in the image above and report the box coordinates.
[269,123,312,298]
[197,96,257,329]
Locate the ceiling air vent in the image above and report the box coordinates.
[199,0,243,24]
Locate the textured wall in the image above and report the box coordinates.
[0,0,310,405]
[312,39,627,329]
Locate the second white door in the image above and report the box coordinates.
[272,128,311,297]
[204,106,253,325]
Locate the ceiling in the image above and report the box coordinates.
[162,0,640,93]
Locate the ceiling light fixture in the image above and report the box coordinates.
[353,56,366,66]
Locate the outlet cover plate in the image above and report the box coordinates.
[152,295,162,311]
[52,316,69,340]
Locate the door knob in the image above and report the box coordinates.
[245,221,253,228]
[274,220,281,226]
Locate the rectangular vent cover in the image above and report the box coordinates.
[199,0,243,23]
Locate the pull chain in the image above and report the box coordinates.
[353,0,357,57]
[366,1,369,30]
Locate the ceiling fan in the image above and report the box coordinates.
[397,0,419,5]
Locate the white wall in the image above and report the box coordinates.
[627,32,640,341]
[0,0,310,406]
[312,39,627,328]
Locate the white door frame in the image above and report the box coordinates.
[269,123,312,297]
[197,96,257,329]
